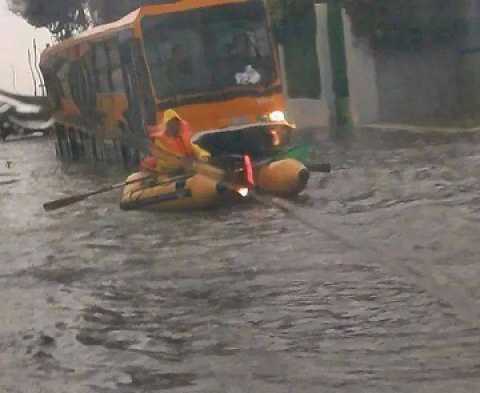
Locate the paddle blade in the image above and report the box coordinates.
[43,194,89,211]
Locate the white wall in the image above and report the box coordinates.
[342,10,379,125]
[282,4,333,131]
[283,4,381,129]
[283,3,469,128]
[343,10,466,124]
[374,46,461,122]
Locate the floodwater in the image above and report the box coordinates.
[1,130,480,393]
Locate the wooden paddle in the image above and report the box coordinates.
[306,162,331,173]
[0,179,19,186]
[43,173,191,212]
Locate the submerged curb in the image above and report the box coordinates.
[362,123,480,136]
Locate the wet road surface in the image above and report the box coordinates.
[1,131,480,392]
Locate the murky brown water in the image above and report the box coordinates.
[1,130,480,393]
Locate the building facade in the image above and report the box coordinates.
[288,1,479,130]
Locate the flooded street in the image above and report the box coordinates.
[1,131,480,393]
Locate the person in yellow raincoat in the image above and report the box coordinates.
[141,109,210,175]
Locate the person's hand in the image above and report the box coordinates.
[181,157,194,170]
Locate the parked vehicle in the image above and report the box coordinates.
[0,120,50,142]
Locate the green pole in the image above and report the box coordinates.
[327,0,352,136]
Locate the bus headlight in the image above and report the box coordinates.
[268,111,286,122]
[237,187,249,197]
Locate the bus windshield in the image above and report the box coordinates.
[141,1,276,100]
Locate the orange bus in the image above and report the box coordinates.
[40,0,291,165]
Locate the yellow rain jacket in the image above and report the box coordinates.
[142,110,210,174]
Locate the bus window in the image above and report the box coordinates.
[89,45,98,90]
[57,62,72,99]
[43,68,63,109]
[94,43,110,93]
[106,41,125,92]
[141,1,275,100]
[68,63,86,108]
[85,48,96,91]
[143,26,207,98]
[209,23,273,87]
[109,42,125,93]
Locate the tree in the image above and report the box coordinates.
[343,0,467,51]
[7,0,88,40]
[87,0,133,24]
[88,0,174,25]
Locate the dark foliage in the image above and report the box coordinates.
[7,0,88,40]
[343,0,467,51]
[88,0,178,24]
[267,0,321,98]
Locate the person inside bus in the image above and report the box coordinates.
[221,32,262,85]
[230,33,255,64]
[141,109,210,175]
[166,44,193,94]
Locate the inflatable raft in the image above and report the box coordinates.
[120,171,224,211]
[120,158,309,211]
[120,123,310,211]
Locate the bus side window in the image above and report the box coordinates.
[43,69,62,109]
[105,42,114,92]
[94,43,110,93]
[57,62,72,99]
[85,46,98,102]
[68,64,80,105]
[107,41,125,92]
[51,62,66,100]
[91,46,99,89]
